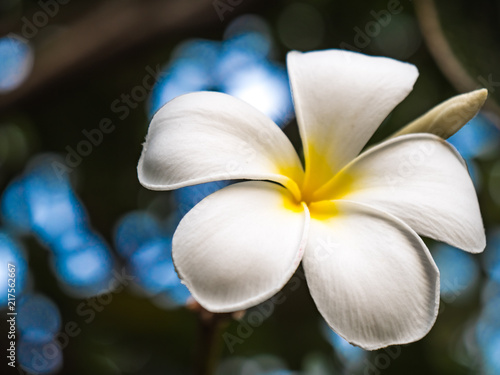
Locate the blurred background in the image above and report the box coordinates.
[1,0,500,374]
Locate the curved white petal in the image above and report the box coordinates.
[138,92,304,198]
[172,181,309,312]
[287,49,418,193]
[304,200,439,350]
[315,134,485,253]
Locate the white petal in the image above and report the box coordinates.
[287,49,418,193]
[138,91,304,198]
[172,181,309,312]
[314,134,485,253]
[304,200,439,350]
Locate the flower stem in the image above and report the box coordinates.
[194,311,232,375]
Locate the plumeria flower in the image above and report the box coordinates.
[137,49,487,350]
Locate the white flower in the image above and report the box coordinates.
[137,49,486,350]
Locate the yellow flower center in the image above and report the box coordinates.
[281,160,358,220]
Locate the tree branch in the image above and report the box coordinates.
[0,0,263,113]
[414,0,500,124]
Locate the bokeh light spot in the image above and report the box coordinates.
[18,294,61,343]
[19,336,63,375]
[0,232,28,306]
[114,211,163,257]
[0,35,33,92]
[54,241,113,295]
[432,245,479,302]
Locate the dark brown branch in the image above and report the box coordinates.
[0,0,263,113]
[195,312,232,375]
[414,0,500,123]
